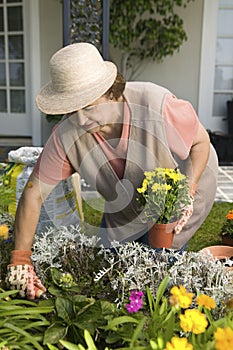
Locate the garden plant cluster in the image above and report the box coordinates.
[0,224,233,350]
[1,168,233,349]
[136,168,191,224]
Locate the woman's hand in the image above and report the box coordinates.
[6,250,46,300]
[6,264,46,300]
[174,196,194,235]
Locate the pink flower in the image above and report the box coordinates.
[129,291,144,301]
[125,290,144,313]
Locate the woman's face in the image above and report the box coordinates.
[76,95,123,133]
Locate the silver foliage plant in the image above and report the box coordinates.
[31,225,100,280]
[31,225,233,310]
[94,241,233,308]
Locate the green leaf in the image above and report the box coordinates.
[0,341,8,347]
[154,276,169,310]
[47,344,60,350]
[83,329,98,350]
[50,267,63,285]
[73,294,94,310]
[43,323,68,345]
[67,324,84,344]
[3,322,44,350]
[23,320,51,330]
[129,316,147,349]
[77,300,102,323]
[48,285,67,297]
[56,297,75,324]
[0,289,19,299]
[164,310,175,341]
[0,306,54,317]
[59,339,83,350]
[100,300,116,315]
[0,298,39,307]
[104,315,140,330]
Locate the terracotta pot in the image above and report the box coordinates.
[200,245,233,260]
[222,235,233,247]
[148,221,177,249]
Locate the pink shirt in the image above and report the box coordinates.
[34,94,199,184]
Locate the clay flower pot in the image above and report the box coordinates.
[148,221,177,249]
[200,245,233,260]
[221,235,233,247]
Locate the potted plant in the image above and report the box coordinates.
[137,167,191,248]
[221,209,233,246]
[200,209,233,263]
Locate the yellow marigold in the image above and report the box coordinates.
[151,183,161,192]
[167,172,179,182]
[0,224,9,240]
[170,285,194,309]
[166,169,186,182]
[137,179,148,193]
[196,294,216,310]
[165,337,193,350]
[214,327,233,350]
[144,171,153,180]
[180,309,208,334]
[151,183,171,193]
[226,210,233,220]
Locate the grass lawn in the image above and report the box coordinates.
[187,201,233,252]
[82,198,233,252]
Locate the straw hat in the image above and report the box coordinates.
[36,43,117,115]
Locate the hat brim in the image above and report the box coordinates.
[36,62,117,115]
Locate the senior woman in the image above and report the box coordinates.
[6,43,218,299]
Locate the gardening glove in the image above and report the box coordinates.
[173,182,197,235]
[6,250,46,300]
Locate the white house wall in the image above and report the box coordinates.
[38,0,63,145]
[110,0,203,112]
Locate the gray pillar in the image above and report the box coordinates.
[102,0,110,59]
[63,0,71,47]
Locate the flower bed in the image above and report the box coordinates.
[1,225,233,349]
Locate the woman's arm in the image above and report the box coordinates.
[187,122,210,186]
[6,174,57,299]
[14,173,56,250]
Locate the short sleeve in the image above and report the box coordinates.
[163,94,199,159]
[33,124,75,185]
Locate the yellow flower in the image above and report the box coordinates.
[144,171,154,180]
[165,337,193,350]
[214,327,233,350]
[136,167,190,223]
[167,172,179,182]
[151,183,161,192]
[196,294,216,310]
[165,184,172,191]
[180,309,208,334]
[137,179,148,193]
[151,183,172,193]
[170,285,194,309]
[0,224,9,240]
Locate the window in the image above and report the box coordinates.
[0,0,25,113]
[213,0,233,119]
